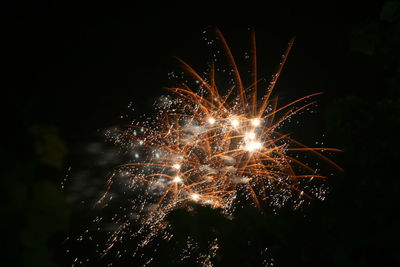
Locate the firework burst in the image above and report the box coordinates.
[97,29,342,258]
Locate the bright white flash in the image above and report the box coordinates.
[172,163,181,170]
[172,176,183,183]
[231,118,239,127]
[251,118,261,127]
[190,193,200,201]
[245,132,256,140]
[208,117,216,125]
[246,141,262,151]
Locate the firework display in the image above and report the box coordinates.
[96,29,341,258]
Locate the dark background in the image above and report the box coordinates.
[3,1,399,266]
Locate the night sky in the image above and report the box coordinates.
[4,1,399,266]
